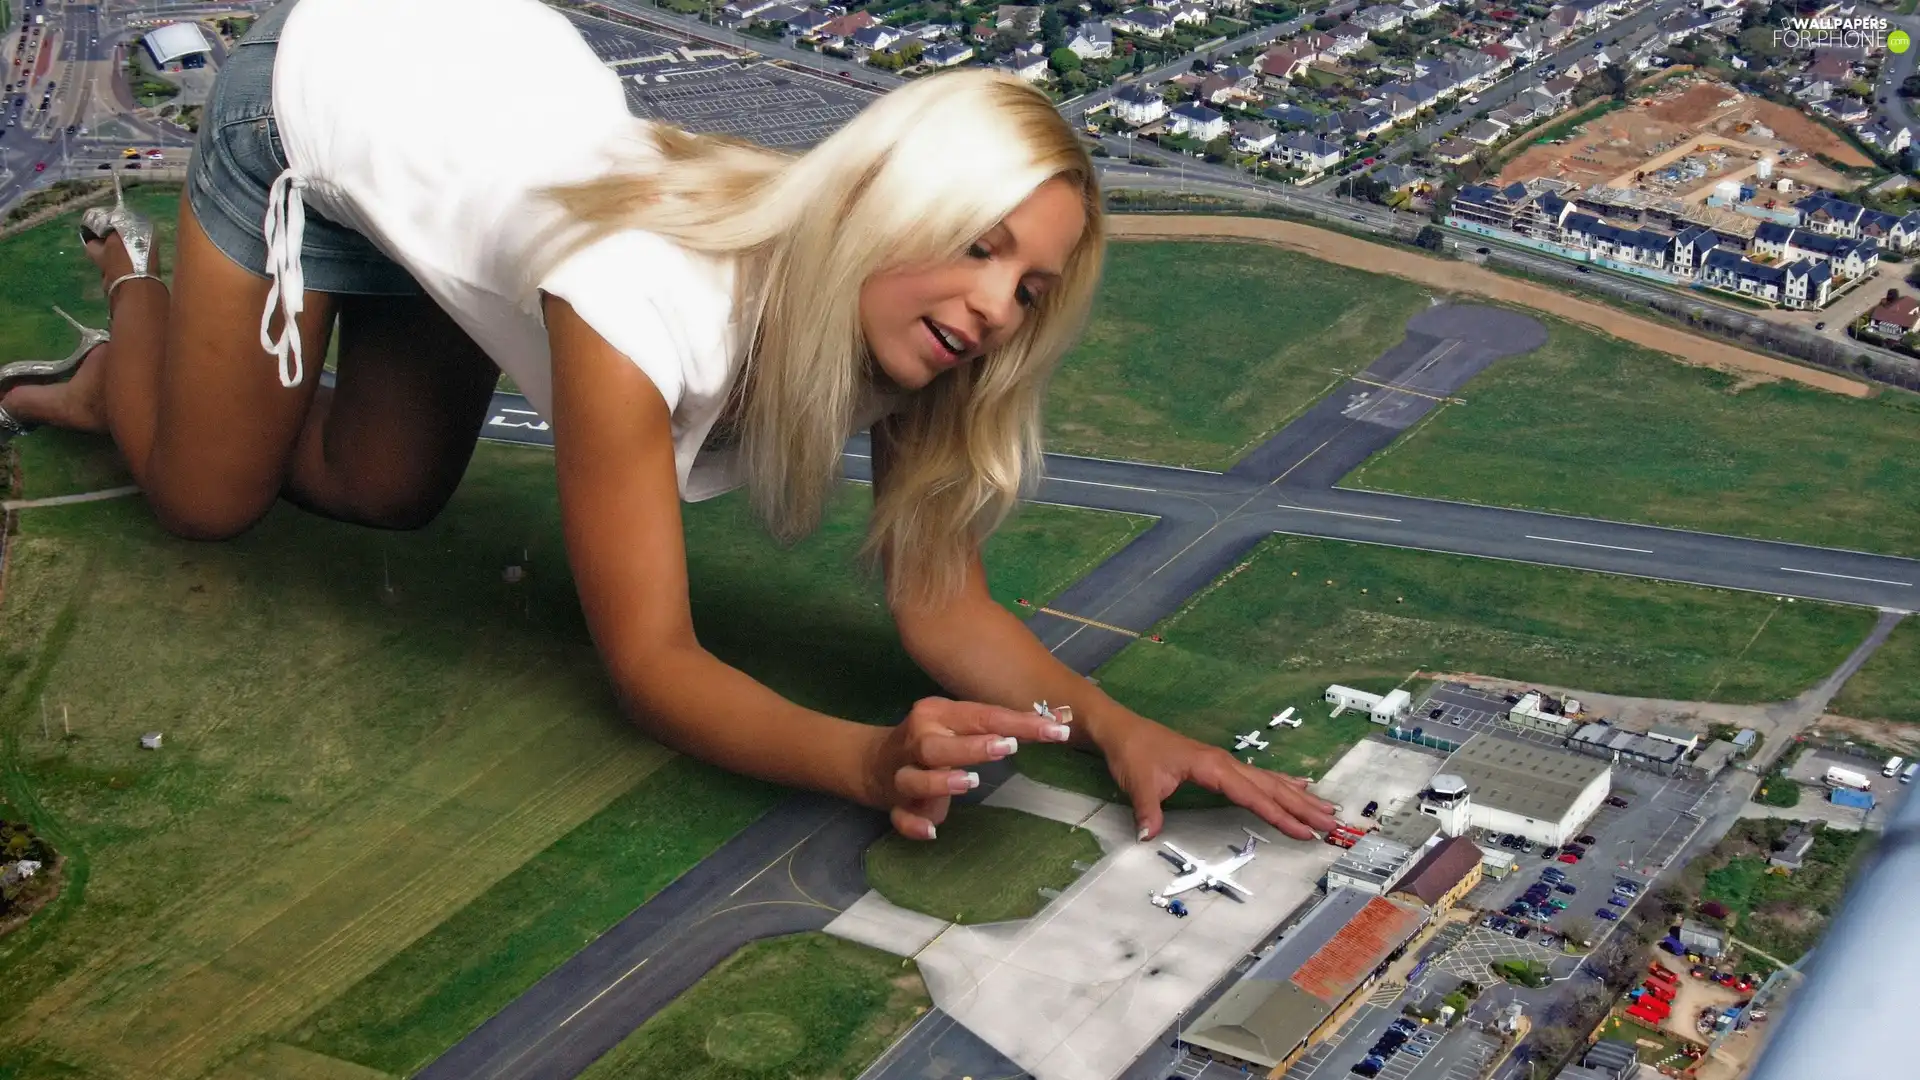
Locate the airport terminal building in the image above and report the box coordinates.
[1178,887,1426,1072]
[1417,733,1611,847]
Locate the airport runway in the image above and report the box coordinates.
[431,302,1917,1080]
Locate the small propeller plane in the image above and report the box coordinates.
[1269,707,1301,728]
[1152,829,1266,905]
[1233,729,1269,752]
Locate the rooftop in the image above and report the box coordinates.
[1439,733,1610,823]
[1180,889,1424,1067]
[1391,836,1484,906]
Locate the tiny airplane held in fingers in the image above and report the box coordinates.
[1232,729,1269,752]
[1150,828,1266,913]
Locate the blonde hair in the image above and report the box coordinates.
[541,68,1105,609]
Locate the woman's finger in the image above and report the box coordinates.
[890,805,938,840]
[912,731,1026,769]
[895,764,981,801]
[932,699,1074,743]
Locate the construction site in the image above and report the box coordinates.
[1496,78,1873,239]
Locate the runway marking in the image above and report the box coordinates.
[1052,477,1156,493]
[1524,535,1654,554]
[1036,607,1141,638]
[729,816,839,898]
[555,956,649,1031]
[1340,373,1461,403]
[1778,566,1912,587]
[1275,504,1401,522]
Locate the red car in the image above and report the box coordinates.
[34,161,46,172]
[1558,852,1580,863]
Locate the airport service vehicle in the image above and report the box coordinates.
[1149,895,1190,917]
[1232,728,1269,752]
[1154,829,1264,905]
[1884,756,1905,778]
[1269,707,1301,728]
[1825,765,1872,791]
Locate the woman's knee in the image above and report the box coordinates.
[146,485,276,542]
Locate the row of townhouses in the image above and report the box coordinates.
[1451,179,1917,308]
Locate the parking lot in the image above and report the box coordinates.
[1459,768,1707,950]
[563,11,688,62]
[1784,749,1902,829]
[623,64,871,148]
[1258,997,1502,1080]
[1419,683,1577,753]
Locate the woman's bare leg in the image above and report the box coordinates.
[2,186,338,539]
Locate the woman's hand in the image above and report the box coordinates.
[1093,714,1340,843]
[865,697,1074,840]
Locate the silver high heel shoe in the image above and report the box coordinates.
[0,306,112,444]
[79,169,157,282]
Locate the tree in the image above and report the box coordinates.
[1050,46,1082,73]
[1415,224,1446,250]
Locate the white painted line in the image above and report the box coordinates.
[1277,504,1402,523]
[1524,534,1653,554]
[1051,476,1156,493]
[1779,566,1912,587]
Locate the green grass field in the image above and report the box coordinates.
[0,191,1157,1080]
[1829,618,1920,725]
[1017,534,1878,803]
[1043,240,1433,469]
[863,802,1102,924]
[573,933,928,1080]
[1693,819,1870,964]
[1346,313,1920,559]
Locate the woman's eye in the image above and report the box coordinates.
[968,243,990,259]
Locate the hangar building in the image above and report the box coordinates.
[143,23,214,70]
[1178,887,1426,1072]
[1416,733,1610,847]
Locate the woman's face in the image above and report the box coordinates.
[860,175,1088,392]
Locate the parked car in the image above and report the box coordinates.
[1556,883,1578,895]
[1559,852,1580,864]
[1564,845,1587,858]
[1362,800,1379,818]
[1609,895,1631,907]
[1596,908,1620,920]
[1429,706,1445,718]
[1606,796,1629,808]
[1575,834,1597,845]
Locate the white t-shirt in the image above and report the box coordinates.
[267,0,893,500]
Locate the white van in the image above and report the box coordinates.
[1884,756,1904,778]
[1902,762,1919,785]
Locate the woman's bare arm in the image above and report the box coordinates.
[542,295,1066,830]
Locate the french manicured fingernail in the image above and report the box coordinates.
[1044,723,1072,742]
[991,737,1019,756]
[1138,826,1151,842]
[926,825,937,840]
[950,771,980,793]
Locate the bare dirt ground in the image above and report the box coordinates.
[1107,215,1874,398]
[1498,81,1862,194]
[1806,713,1920,755]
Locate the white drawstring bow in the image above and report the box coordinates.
[261,170,309,388]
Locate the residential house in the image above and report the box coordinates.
[1783,259,1834,309]
[994,4,1043,32]
[1258,42,1316,81]
[1262,102,1324,130]
[1450,180,1573,237]
[817,10,876,44]
[1792,193,1920,251]
[1868,293,1920,338]
[1403,0,1442,15]
[1068,22,1113,59]
[1503,24,1553,61]
[1338,107,1396,138]
[1479,41,1513,71]
[1372,162,1431,194]
[1780,228,1880,278]
[1169,2,1210,27]
[847,24,901,53]
[1168,102,1228,141]
[1670,225,1725,277]
[1196,73,1242,106]
[1113,83,1169,126]
[1350,4,1407,32]
[1699,248,1786,303]
[1794,79,1833,104]
[1298,30,1338,58]
[1430,137,1478,164]
[1807,51,1856,83]
[1375,93,1418,122]
[719,0,788,23]
[1327,23,1372,55]
[1462,117,1509,145]
[994,43,1050,82]
[1542,74,1579,105]
[1275,131,1346,172]
[1377,79,1439,110]
[1111,8,1175,37]
[1232,120,1279,154]
[923,40,975,66]
[1860,123,1912,154]
[1826,97,1871,124]
[784,7,832,36]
